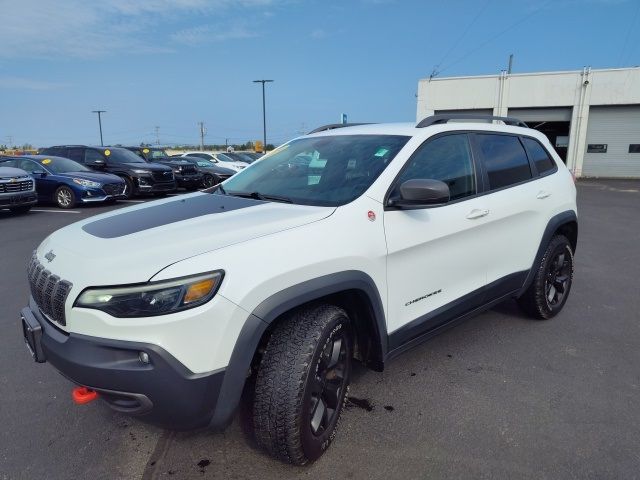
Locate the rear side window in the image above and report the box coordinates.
[67,147,84,163]
[522,137,555,174]
[476,134,531,190]
[84,149,105,164]
[394,133,476,201]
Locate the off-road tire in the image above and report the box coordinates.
[518,235,574,319]
[252,305,352,465]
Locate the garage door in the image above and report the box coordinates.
[507,107,572,123]
[582,106,640,178]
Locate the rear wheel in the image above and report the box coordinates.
[252,305,352,465]
[518,235,574,319]
[55,186,76,209]
[9,205,31,214]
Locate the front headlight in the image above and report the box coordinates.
[73,178,101,188]
[132,169,152,174]
[173,167,181,173]
[75,271,223,318]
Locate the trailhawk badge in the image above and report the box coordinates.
[44,250,56,263]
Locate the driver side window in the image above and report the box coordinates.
[395,134,476,201]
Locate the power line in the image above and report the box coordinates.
[437,0,553,76]
[618,0,640,67]
[430,0,491,80]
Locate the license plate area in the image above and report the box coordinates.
[21,310,46,363]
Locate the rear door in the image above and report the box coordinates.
[384,133,489,348]
[471,133,547,298]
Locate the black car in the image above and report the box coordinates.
[39,146,176,198]
[180,156,236,188]
[126,147,202,191]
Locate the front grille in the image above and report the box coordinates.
[0,179,33,193]
[102,183,125,196]
[181,164,197,175]
[27,255,72,326]
[152,171,174,182]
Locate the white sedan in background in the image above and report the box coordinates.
[177,152,248,173]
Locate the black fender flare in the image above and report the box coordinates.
[209,270,387,429]
[519,210,578,296]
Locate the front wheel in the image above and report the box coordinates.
[121,177,134,199]
[55,186,76,209]
[201,174,218,188]
[252,305,352,465]
[517,235,574,319]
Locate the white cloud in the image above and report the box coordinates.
[0,0,279,59]
[0,75,70,90]
[310,28,327,39]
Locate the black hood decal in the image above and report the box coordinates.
[82,193,264,239]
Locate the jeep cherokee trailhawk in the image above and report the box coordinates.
[20,115,577,464]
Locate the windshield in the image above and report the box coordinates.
[221,135,410,206]
[195,160,214,167]
[143,148,169,160]
[107,148,147,164]
[226,152,253,163]
[41,157,90,174]
[216,154,236,163]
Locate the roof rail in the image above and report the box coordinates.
[416,114,528,128]
[307,123,373,134]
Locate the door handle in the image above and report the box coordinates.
[466,208,490,220]
[536,191,552,199]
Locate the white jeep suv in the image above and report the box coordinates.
[20,115,577,465]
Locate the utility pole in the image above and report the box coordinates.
[92,110,106,146]
[198,122,206,151]
[507,54,514,74]
[253,79,274,151]
[154,126,160,145]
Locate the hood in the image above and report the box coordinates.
[123,162,172,171]
[57,171,122,183]
[154,159,191,166]
[0,167,30,179]
[36,192,334,286]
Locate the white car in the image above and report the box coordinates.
[21,115,577,465]
[178,151,248,173]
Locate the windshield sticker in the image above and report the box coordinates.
[143,148,149,153]
[374,148,389,157]
[41,158,52,165]
[104,149,111,156]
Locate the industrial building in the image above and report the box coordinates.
[416,67,640,178]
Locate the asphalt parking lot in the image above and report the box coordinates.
[1,179,639,480]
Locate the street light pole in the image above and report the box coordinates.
[253,80,273,151]
[92,110,106,146]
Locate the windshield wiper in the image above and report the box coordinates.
[228,191,293,203]
[216,184,227,195]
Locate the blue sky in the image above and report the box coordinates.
[0,0,638,148]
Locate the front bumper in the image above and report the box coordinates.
[135,177,177,193]
[20,304,225,430]
[176,174,203,188]
[0,192,38,207]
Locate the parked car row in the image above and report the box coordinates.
[0,146,262,213]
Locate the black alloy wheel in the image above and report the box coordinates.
[518,235,574,319]
[306,330,349,437]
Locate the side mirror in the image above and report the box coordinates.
[92,159,106,168]
[388,179,450,208]
[33,170,46,177]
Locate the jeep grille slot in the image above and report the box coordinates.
[27,255,72,326]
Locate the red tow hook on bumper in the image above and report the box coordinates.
[72,386,99,405]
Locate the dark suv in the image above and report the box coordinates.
[39,146,176,198]
[124,147,202,191]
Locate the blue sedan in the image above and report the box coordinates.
[0,155,126,208]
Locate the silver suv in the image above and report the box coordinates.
[0,166,37,214]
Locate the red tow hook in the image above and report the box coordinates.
[72,386,99,405]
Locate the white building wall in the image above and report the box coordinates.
[417,67,640,178]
